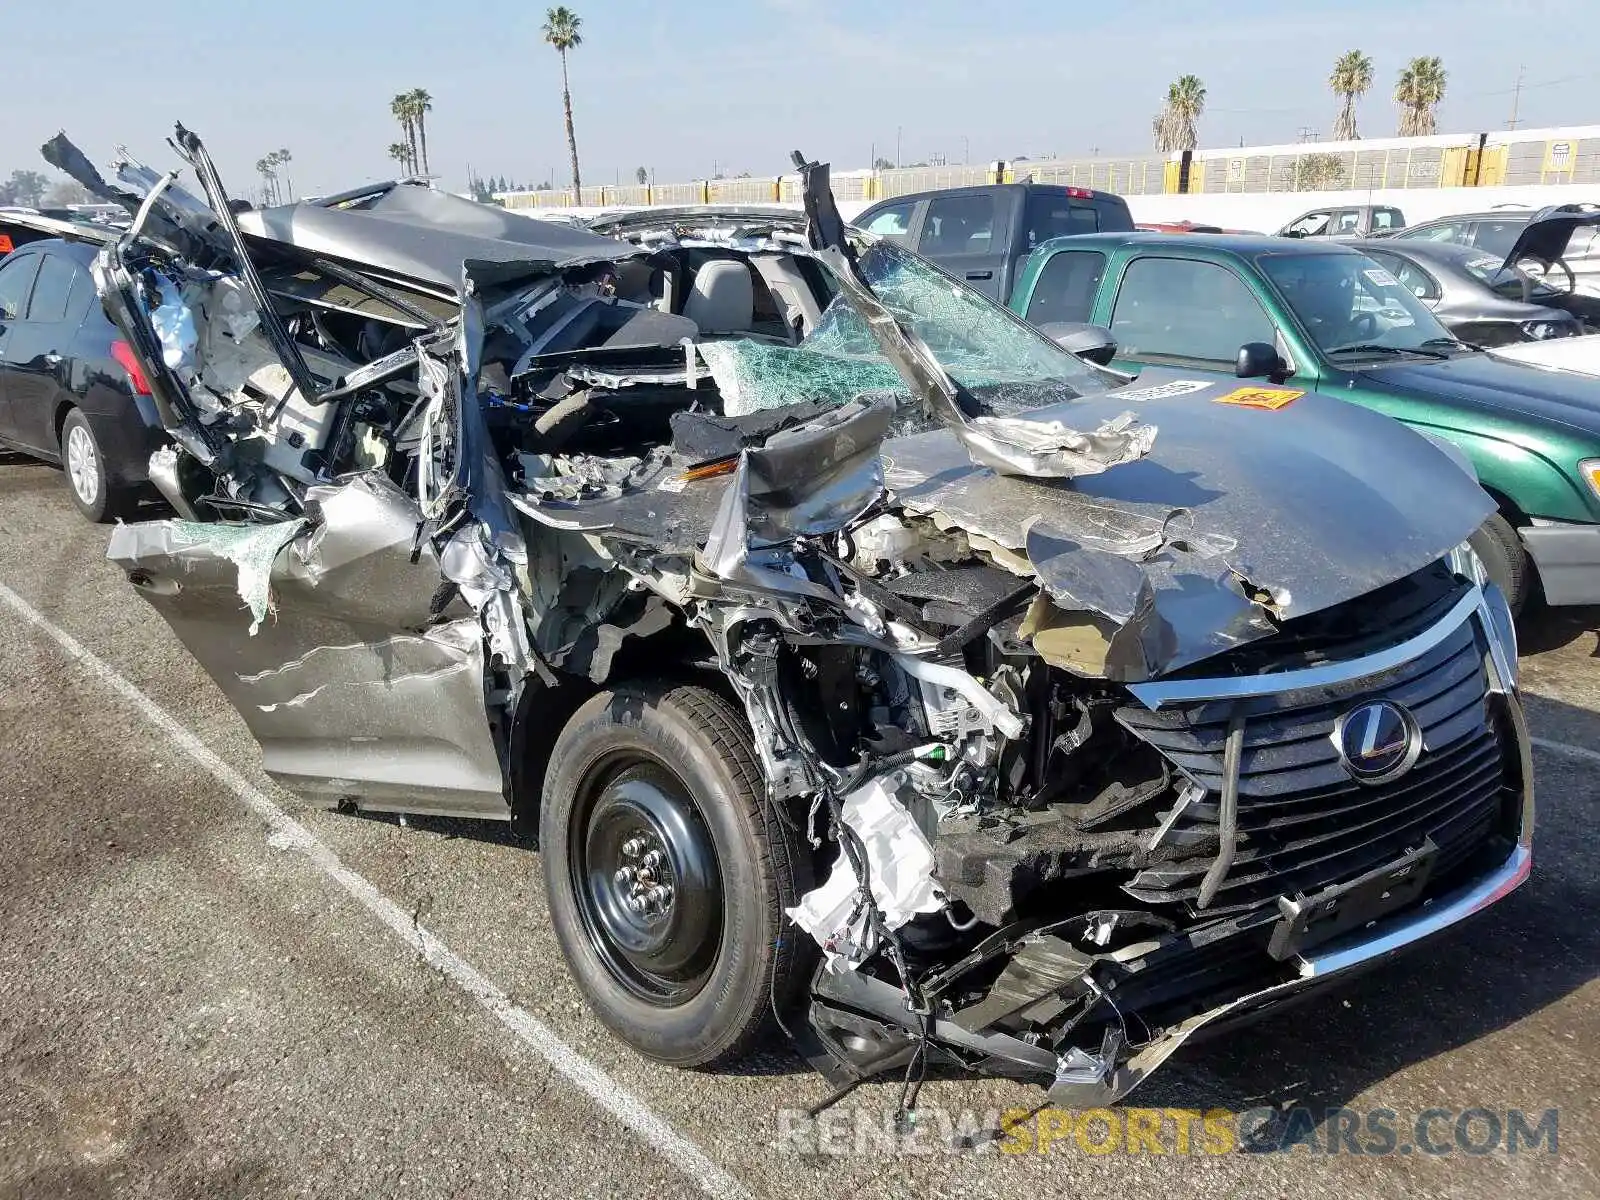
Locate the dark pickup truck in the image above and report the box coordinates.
[854,182,1134,302]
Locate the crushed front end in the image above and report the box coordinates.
[59,132,1532,1109]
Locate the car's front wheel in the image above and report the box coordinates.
[541,681,813,1067]
[1470,512,1530,615]
[60,409,136,523]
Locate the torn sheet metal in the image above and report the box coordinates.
[1023,524,1277,681]
[292,474,451,626]
[701,395,891,592]
[884,373,1495,673]
[786,774,947,972]
[107,488,504,815]
[237,182,646,295]
[111,518,309,635]
[231,618,505,817]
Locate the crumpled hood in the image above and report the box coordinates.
[885,372,1494,678]
[1363,352,1600,437]
[238,185,642,294]
[516,370,1493,679]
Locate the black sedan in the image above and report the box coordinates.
[1353,238,1588,346]
[0,225,165,520]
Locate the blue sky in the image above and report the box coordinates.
[5,0,1598,197]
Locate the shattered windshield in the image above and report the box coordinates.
[698,240,1107,417]
[1258,251,1458,357]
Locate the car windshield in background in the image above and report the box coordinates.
[1471,218,1529,258]
[1460,252,1560,299]
[1258,251,1458,358]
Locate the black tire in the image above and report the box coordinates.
[541,681,813,1068]
[60,409,136,523]
[1470,512,1529,615]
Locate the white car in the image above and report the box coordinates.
[1490,331,1600,375]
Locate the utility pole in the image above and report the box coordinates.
[896,125,903,168]
[963,135,970,165]
[1508,65,1525,130]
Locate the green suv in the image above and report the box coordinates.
[1009,232,1600,610]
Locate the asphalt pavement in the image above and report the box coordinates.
[1,449,1596,1199]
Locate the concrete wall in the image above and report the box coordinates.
[1123,184,1600,234]
[518,184,1600,233]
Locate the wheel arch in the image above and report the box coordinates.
[507,615,733,835]
[53,398,76,451]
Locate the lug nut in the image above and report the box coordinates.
[641,850,664,871]
[614,866,635,888]
[622,837,646,858]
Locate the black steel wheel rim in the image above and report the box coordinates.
[570,757,725,1005]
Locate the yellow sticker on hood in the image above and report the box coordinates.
[1214,386,1303,410]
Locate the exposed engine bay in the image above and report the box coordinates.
[49,128,1533,1112]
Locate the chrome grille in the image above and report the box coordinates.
[1117,617,1514,913]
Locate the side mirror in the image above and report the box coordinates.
[1236,342,1288,380]
[1040,322,1118,366]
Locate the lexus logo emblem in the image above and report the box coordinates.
[1332,701,1422,784]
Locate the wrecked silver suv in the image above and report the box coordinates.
[51,128,1531,1108]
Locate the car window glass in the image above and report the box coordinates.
[1287,212,1330,236]
[1024,250,1107,325]
[1023,193,1097,249]
[25,254,79,323]
[1259,251,1454,356]
[922,193,995,255]
[1460,253,1556,299]
[1371,208,1404,232]
[1472,219,1527,258]
[0,254,40,321]
[1566,225,1600,259]
[1399,221,1467,244]
[1109,257,1276,364]
[1368,251,1437,300]
[862,202,915,241]
[1334,210,1361,233]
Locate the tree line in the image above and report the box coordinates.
[1154,53,1449,153]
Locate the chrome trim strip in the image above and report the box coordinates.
[1477,591,1518,696]
[1127,585,1483,709]
[1299,843,1531,978]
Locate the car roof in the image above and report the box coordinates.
[1032,230,1361,258]
[1410,210,1533,225]
[862,182,1120,208]
[1348,237,1487,264]
[0,235,101,265]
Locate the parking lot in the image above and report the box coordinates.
[0,446,1595,1199]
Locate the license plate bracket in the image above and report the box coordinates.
[1267,837,1438,961]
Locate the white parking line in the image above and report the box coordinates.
[0,581,751,1200]
[1531,735,1600,764]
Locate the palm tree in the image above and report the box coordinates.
[408,88,433,175]
[543,7,584,198]
[388,143,412,175]
[1395,57,1447,137]
[390,93,416,174]
[1329,50,1373,141]
[255,155,278,205]
[272,148,293,203]
[1153,75,1207,152]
